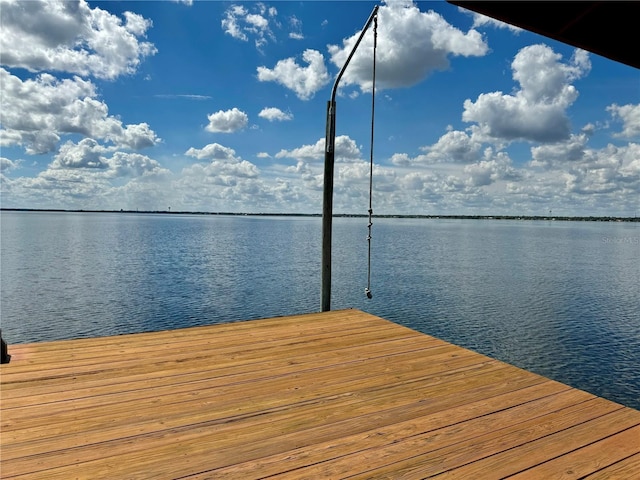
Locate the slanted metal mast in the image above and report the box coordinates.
[322,5,379,312]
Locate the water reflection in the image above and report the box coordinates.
[1,212,638,409]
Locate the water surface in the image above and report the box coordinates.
[1,211,638,409]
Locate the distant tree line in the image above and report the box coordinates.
[2,208,638,222]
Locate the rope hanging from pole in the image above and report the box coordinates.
[365,13,377,300]
[322,4,378,311]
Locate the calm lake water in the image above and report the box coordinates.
[1,211,639,409]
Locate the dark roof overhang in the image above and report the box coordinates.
[447,1,640,69]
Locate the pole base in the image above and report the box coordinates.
[1,330,11,364]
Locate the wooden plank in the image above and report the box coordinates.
[185,382,576,479]
[0,324,429,398]
[581,453,640,479]
[0,334,439,402]
[429,409,640,479]
[2,345,484,441]
[1,309,639,479]
[4,312,387,363]
[2,376,559,480]
[0,366,552,473]
[1,312,407,377]
[264,396,627,480]
[4,310,382,355]
[507,425,640,479]
[2,352,504,465]
[2,337,471,410]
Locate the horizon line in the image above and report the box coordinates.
[1,208,638,222]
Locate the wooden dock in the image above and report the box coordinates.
[2,309,639,479]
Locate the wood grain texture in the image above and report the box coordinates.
[2,309,638,479]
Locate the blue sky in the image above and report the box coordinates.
[1,0,639,216]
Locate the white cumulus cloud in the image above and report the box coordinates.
[327,0,488,93]
[288,15,304,40]
[182,159,259,181]
[49,138,165,178]
[257,49,330,100]
[422,129,483,164]
[258,107,293,122]
[205,108,249,133]
[607,103,640,140]
[463,151,520,187]
[465,10,523,33]
[564,143,640,196]
[221,3,277,50]
[0,156,19,173]
[462,45,591,143]
[51,138,108,169]
[0,68,160,154]
[0,0,156,80]
[185,143,237,160]
[530,133,588,168]
[276,135,361,162]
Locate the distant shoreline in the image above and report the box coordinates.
[1,208,638,222]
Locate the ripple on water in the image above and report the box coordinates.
[1,213,638,409]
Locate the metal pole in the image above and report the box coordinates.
[321,5,379,312]
[322,100,336,312]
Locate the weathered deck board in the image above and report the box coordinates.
[1,309,639,479]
